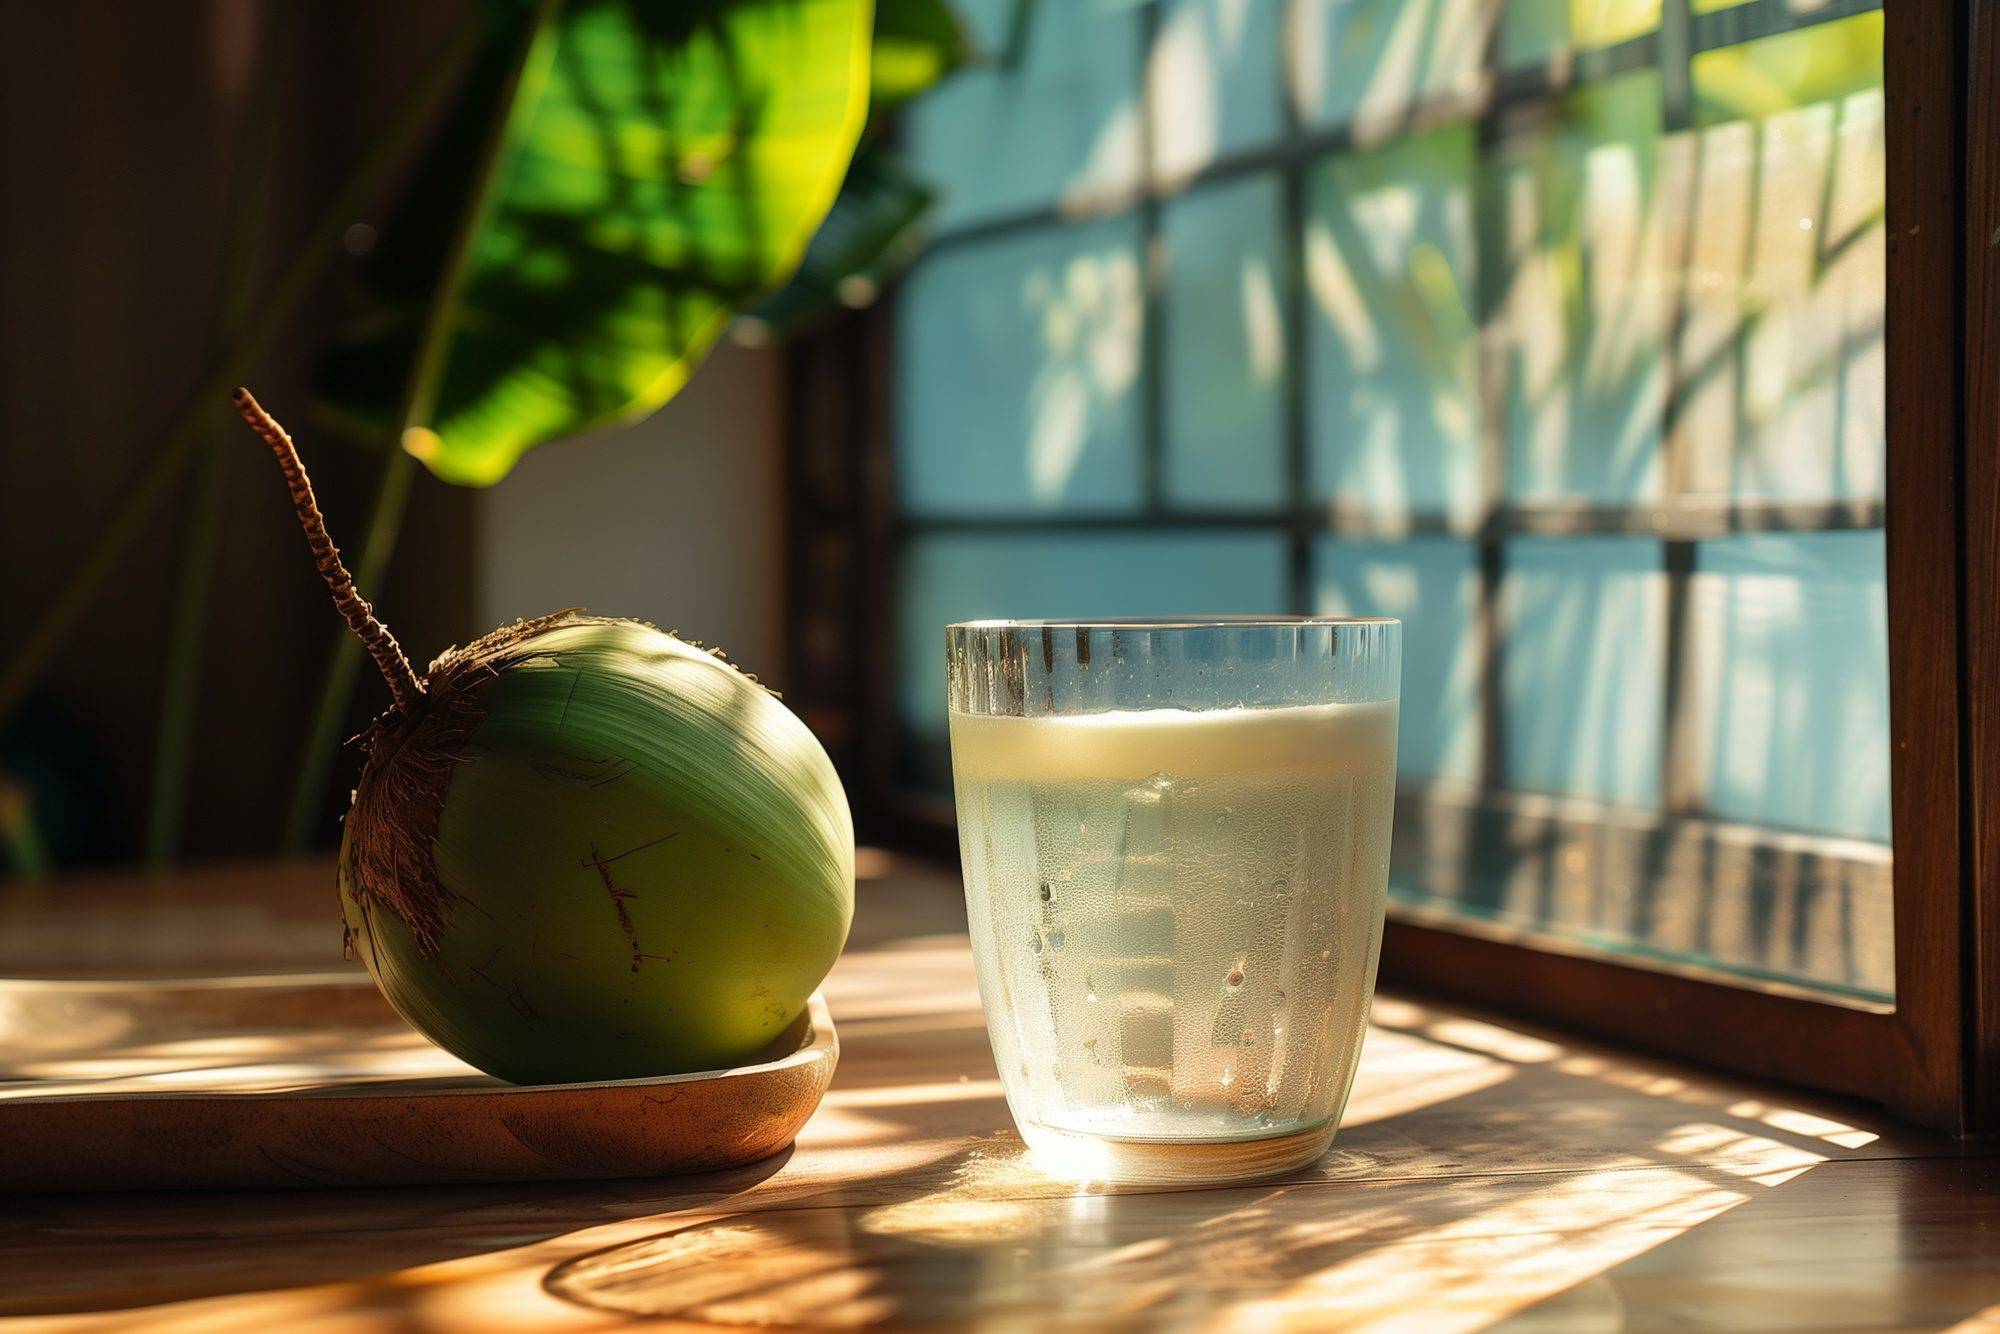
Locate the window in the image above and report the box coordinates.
[785,0,1995,1130]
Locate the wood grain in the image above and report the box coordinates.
[0,982,836,1192]
[0,856,1995,1330]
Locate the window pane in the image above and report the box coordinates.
[1306,127,1481,523]
[1499,537,1665,805]
[897,532,1291,780]
[1493,70,1668,504]
[1501,0,1660,68]
[885,0,1890,1002]
[904,0,1141,229]
[1688,532,1890,842]
[897,220,1146,515]
[1288,0,1496,136]
[1677,14,1886,501]
[1148,0,1284,182]
[1162,175,1287,508]
[1315,537,1482,784]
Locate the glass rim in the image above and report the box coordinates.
[947,615,1401,631]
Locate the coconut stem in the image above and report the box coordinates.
[232,387,426,716]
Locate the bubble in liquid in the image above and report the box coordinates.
[1086,979,1099,1002]
[1225,963,1246,989]
[1038,880,1053,903]
[1144,771,1173,792]
[1029,931,1043,954]
[1240,1028,1256,1047]
[1048,929,1067,951]
[1320,947,1332,960]
[1082,1037,1098,1051]
[1272,986,1287,1008]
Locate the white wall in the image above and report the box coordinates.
[475,345,788,687]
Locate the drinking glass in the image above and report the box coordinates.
[946,617,1401,1184]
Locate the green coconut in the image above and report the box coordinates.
[236,388,853,1085]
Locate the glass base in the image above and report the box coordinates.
[1019,1118,1337,1186]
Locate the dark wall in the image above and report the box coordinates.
[0,2,482,865]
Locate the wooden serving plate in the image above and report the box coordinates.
[0,972,837,1193]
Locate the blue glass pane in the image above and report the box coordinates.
[1678,15,1886,502]
[1691,533,1889,842]
[1306,127,1481,522]
[1148,0,1283,181]
[1315,537,1481,784]
[1499,536,1665,805]
[1287,0,1493,134]
[1493,72,1666,504]
[905,0,1142,229]
[897,219,1145,515]
[898,532,1292,739]
[1162,175,1286,509]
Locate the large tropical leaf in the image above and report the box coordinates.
[321,0,872,485]
[739,143,934,338]
[740,0,966,337]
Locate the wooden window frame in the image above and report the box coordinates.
[783,0,1999,1132]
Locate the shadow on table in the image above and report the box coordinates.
[535,1003,2000,1330]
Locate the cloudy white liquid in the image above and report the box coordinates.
[951,700,1398,1145]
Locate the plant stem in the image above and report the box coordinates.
[0,19,477,734]
[0,776,50,880]
[277,448,421,851]
[280,0,565,851]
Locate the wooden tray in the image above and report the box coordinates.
[0,972,837,1193]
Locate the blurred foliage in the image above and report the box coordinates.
[319,0,873,486]
[1692,10,1883,125]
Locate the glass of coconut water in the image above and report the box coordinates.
[947,617,1401,1184]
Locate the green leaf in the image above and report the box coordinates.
[870,0,969,116]
[739,144,934,338]
[321,0,873,486]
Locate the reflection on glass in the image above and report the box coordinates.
[1149,0,1283,182]
[1677,15,1886,500]
[897,219,1145,514]
[1493,71,1667,503]
[1689,533,1889,842]
[1288,0,1496,135]
[1499,537,1665,805]
[1317,538,1482,784]
[1162,175,1287,508]
[1502,0,1660,66]
[1307,127,1480,522]
[886,0,1892,999]
[897,533,1291,744]
[905,0,1142,228]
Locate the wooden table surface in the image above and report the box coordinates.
[3,853,1999,1331]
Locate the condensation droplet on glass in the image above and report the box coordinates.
[1028,931,1043,954]
[1086,978,1099,1002]
[1320,947,1332,960]
[1082,1037,1097,1050]
[1226,963,1246,989]
[1038,880,1053,903]
[1272,986,1287,1008]
[1219,1065,1235,1088]
[1269,879,1287,895]
[1145,771,1173,792]
[1240,1027,1256,1047]
[1048,929,1067,951]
